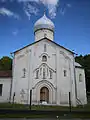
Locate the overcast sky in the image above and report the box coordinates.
[0,0,90,57]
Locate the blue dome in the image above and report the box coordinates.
[34,13,54,32]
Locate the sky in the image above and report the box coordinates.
[0,0,90,58]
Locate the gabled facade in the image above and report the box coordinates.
[10,38,87,106]
[10,13,87,106]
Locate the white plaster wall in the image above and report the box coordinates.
[75,67,87,105]
[0,78,11,102]
[12,38,77,106]
[31,39,57,104]
[35,29,54,41]
[56,46,76,106]
[11,47,33,104]
[32,40,56,87]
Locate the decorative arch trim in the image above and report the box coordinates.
[32,80,56,90]
[39,53,50,58]
[33,63,56,73]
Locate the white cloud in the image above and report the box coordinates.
[60,7,66,15]
[47,4,56,18]
[1,0,71,19]
[24,3,39,20]
[1,0,59,19]
[17,0,59,19]
[0,7,20,19]
[60,3,72,16]
[67,3,71,8]
[18,0,39,2]
[1,0,14,2]
[40,0,58,5]
[42,0,59,19]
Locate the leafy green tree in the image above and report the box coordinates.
[75,55,84,66]
[0,56,12,70]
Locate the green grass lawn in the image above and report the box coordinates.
[0,103,90,118]
[0,102,90,111]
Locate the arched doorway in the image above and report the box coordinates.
[40,87,49,103]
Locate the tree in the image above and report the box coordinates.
[0,56,12,70]
[75,55,84,66]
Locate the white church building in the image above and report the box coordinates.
[0,13,87,106]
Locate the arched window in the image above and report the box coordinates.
[43,68,46,79]
[64,70,67,77]
[50,70,52,79]
[79,74,82,82]
[42,55,47,62]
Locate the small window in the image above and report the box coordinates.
[44,44,46,52]
[43,68,46,79]
[36,70,39,79]
[40,68,42,75]
[79,74,82,82]
[22,68,26,78]
[50,70,53,79]
[64,70,67,77]
[44,33,47,38]
[47,68,49,76]
[0,84,3,96]
[42,55,47,62]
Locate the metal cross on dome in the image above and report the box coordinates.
[44,7,47,15]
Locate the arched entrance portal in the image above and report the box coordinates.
[40,87,49,103]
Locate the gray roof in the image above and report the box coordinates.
[75,62,82,67]
[0,70,12,78]
[34,13,54,32]
[12,38,74,54]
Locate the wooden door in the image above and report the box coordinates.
[40,87,49,103]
